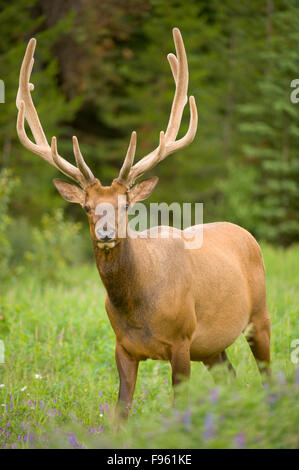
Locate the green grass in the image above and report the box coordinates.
[0,244,298,448]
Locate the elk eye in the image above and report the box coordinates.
[84,204,91,214]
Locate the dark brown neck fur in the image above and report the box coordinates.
[93,238,140,313]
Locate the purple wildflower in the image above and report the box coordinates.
[202,412,216,440]
[234,432,246,449]
[268,393,279,406]
[28,431,35,444]
[182,409,192,431]
[276,371,286,385]
[68,432,82,449]
[210,387,219,404]
[295,367,299,385]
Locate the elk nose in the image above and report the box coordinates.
[95,227,115,242]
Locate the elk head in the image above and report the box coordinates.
[16,28,198,251]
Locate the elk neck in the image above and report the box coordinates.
[93,236,141,311]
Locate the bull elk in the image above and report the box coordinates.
[16,28,270,419]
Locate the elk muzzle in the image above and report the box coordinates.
[95,219,118,249]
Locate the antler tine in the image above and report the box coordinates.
[17,100,41,156]
[16,38,95,188]
[165,28,189,141]
[17,38,48,147]
[167,53,178,84]
[118,28,198,188]
[117,131,137,185]
[73,136,95,182]
[51,137,83,183]
[165,95,198,154]
[128,131,165,185]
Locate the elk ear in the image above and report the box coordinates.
[128,176,159,204]
[53,179,85,205]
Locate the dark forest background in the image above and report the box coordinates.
[1,0,299,270]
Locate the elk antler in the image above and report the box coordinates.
[16,38,95,188]
[117,28,198,188]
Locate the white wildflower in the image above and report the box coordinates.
[20,386,27,392]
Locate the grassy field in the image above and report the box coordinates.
[0,244,298,449]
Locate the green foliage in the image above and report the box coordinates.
[25,370,299,449]
[0,169,19,280]
[232,0,299,245]
[0,244,298,448]
[1,0,299,247]
[6,217,34,265]
[205,0,299,245]
[24,209,83,283]
[0,0,80,222]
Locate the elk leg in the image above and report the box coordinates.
[170,341,191,389]
[247,312,271,375]
[115,343,139,420]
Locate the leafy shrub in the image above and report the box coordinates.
[6,216,34,266]
[24,209,84,283]
[0,169,19,280]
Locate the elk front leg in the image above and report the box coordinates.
[115,343,139,420]
[170,340,191,391]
